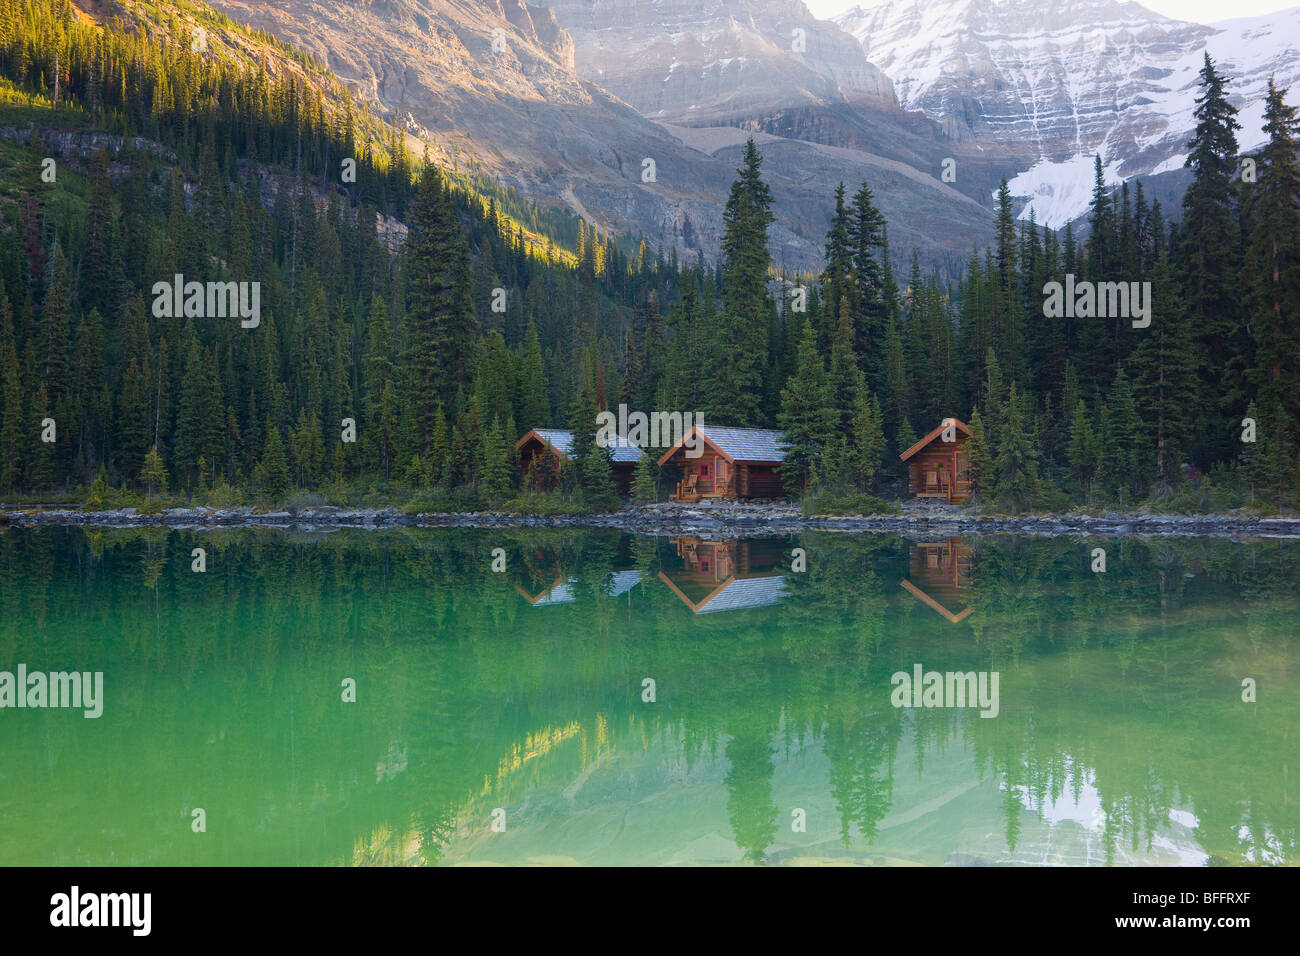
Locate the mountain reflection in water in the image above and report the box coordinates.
[0,527,1294,866]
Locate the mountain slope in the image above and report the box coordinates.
[204,0,994,273]
[532,0,896,122]
[837,0,1300,227]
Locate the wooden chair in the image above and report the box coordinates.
[924,470,939,495]
[682,473,698,500]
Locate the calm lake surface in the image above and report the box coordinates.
[0,527,1295,866]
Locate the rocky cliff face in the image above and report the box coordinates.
[532,0,896,121]
[838,0,1212,149]
[836,0,1300,227]
[206,0,994,274]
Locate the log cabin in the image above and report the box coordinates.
[656,425,787,502]
[516,428,643,496]
[899,418,973,503]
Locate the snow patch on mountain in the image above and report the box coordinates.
[1003,153,1122,229]
[837,0,1300,227]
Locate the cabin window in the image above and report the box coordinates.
[699,462,711,479]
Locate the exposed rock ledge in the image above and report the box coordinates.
[3,503,1300,539]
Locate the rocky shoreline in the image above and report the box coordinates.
[4,502,1300,539]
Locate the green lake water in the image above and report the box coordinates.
[0,526,1295,866]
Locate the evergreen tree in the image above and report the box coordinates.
[403,164,478,455]
[1181,53,1244,458]
[849,179,889,378]
[1244,78,1300,432]
[518,320,549,429]
[258,420,291,499]
[777,320,835,494]
[993,179,1025,384]
[0,347,24,492]
[821,183,855,349]
[711,139,774,426]
[1066,399,1098,494]
[567,388,616,509]
[828,296,865,440]
[479,416,511,503]
[967,405,991,498]
[117,357,148,479]
[631,452,656,504]
[848,389,887,489]
[26,383,53,490]
[141,444,168,502]
[1105,366,1143,499]
[362,293,398,479]
[1129,250,1198,492]
[992,384,1040,512]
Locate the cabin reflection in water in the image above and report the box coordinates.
[901,538,974,623]
[657,537,788,614]
[515,548,643,605]
[517,569,643,605]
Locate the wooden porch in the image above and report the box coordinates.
[672,466,736,503]
[911,465,972,502]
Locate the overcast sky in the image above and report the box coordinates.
[802,0,1298,24]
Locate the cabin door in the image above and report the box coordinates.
[698,459,713,494]
[716,458,730,496]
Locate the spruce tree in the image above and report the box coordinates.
[403,164,478,456]
[26,383,53,491]
[479,416,511,504]
[259,420,291,499]
[967,405,991,498]
[849,389,887,490]
[1129,250,1198,492]
[362,293,398,479]
[992,384,1040,512]
[1182,53,1244,458]
[711,139,774,426]
[849,179,889,378]
[821,183,855,349]
[777,320,835,494]
[117,358,148,479]
[0,348,23,492]
[1244,78,1300,432]
[567,388,616,509]
[518,320,549,429]
[1066,399,1098,495]
[141,445,168,503]
[631,452,656,504]
[1106,366,1143,499]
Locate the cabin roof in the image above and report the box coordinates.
[900,579,973,623]
[899,418,971,461]
[517,428,643,463]
[695,575,788,613]
[657,570,788,613]
[656,425,786,466]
